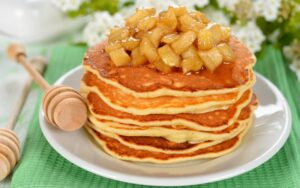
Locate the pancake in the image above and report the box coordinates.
[83,37,255,97]
[86,118,249,154]
[88,119,243,143]
[80,71,253,115]
[87,100,255,143]
[85,115,252,163]
[86,90,255,131]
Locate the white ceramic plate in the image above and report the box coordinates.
[40,66,291,187]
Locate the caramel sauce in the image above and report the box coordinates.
[83,37,255,92]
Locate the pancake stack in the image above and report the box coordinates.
[80,7,258,163]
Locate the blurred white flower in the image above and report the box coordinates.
[120,0,177,18]
[283,47,292,60]
[203,8,230,26]
[149,0,178,11]
[217,0,240,11]
[176,0,209,10]
[284,42,300,80]
[119,6,135,18]
[289,60,300,80]
[124,0,177,15]
[83,12,124,46]
[253,0,281,21]
[52,0,85,11]
[232,21,265,53]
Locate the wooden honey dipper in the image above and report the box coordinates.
[7,43,88,132]
[0,56,47,181]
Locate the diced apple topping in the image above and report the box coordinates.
[105,6,235,73]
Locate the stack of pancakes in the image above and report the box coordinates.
[80,36,257,163]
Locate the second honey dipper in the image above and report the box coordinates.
[7,43,88,131]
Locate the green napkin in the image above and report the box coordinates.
[11,45,300,188]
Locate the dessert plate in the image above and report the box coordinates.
[40,66,291,186]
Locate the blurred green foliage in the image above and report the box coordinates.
[67,0,119,18]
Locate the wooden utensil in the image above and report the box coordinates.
[0,56,47,181]
[7,43,88,131]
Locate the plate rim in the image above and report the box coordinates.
[40,65,292,186]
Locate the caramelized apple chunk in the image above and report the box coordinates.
[169,6,188,17]
[146,27,165,47]
[198,47,223,72]
[105,42,122,53]
[189,12,210,24]
[217,43,235,62]
[220,26,231,42]
[121,37,140,51]
[182,46,204,72]
[178,14,204,32]
[126,8,155,27]
[140,37,159,63]
[131,47,148,65]
[182,57,203,73]
[137,16,157,31]
[161,33,180,44]
[109,48,131,67]
[108,27,129,42]
[171,31,196,54]
[158,45,181,67]
[153,58,172,73]
[197,28,215,50]
[208,24,222,45]
[158,8,177,32]
[182,46,199,59]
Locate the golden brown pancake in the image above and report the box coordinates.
[86,90,255,131]
[86,117,250,154]
[85,120,251,163]
[87,97,257,144]
[81,72,244,115]
[83,37,255,93]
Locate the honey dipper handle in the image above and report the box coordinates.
[6,57,47,130]
[7,43,50,90]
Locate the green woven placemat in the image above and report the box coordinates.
[11,45,300,188]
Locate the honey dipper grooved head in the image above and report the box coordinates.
[43,86,88,131]
[0,153,10,181]
[0,128,20,181]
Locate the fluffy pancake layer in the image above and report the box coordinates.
[87,98,256,143]
[85,89,255,131]
[81,72,243,115]
[86,118,250,155]
[81,72,255,116]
